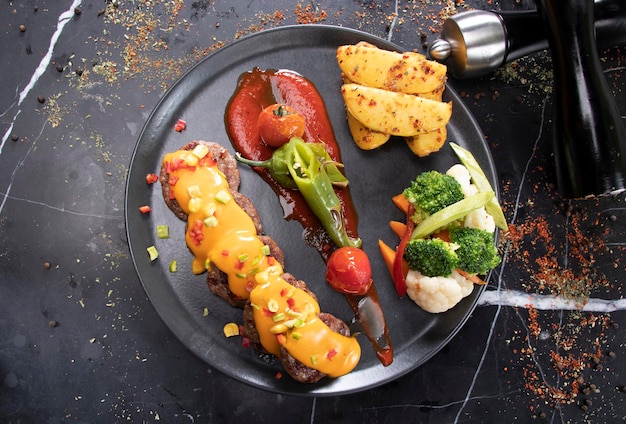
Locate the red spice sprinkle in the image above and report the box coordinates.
[145,173,158,184]
[245,280,255,292]
[242,337,250,349]
[189,220,204,245]
[326,348,337,360]
[221,249,229,256]
[138,205,151,214]
[174,118,187,132]
[200,155,217,168]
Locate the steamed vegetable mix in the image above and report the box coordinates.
[237,137,361,249]
[379,145,507,312]
[449,142,508,231]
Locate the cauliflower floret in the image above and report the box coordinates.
[447,164,496,232]
[406,269,474,313]
[464,206,496,233]
[446,164,478,198]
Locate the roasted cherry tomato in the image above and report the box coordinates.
[257,104,306,147]
[325,247,372,295]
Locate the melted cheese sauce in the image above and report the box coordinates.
[163,149,277,299]
[251,267,361,377]
[163,147,360,377]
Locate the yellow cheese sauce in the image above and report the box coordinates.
[162,146,360,378]
[251,266,361,377]
[163,148,277,299]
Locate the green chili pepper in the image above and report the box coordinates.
[236,138,348,189]
[237,137,361,248]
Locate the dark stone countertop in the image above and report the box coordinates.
[1,1,625,422]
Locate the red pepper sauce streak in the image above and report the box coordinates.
[226,68,393,366]
[225,68,358,261]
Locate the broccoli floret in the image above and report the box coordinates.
[450,227,500,275]
[403,238,459,277]
[403,171,465,225]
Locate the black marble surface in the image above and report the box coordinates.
[1,1,625,423]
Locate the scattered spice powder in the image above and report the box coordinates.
[293,3,327,24]
[501,175,623,412]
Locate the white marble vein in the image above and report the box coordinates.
[0,0,83,156]
[0,0,83,218]
[478,289,626,312]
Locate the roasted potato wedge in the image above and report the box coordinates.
[346,111,391,150]
[416,83,445,102]
[343,74,391,150]
[337,44,447,95]
[341,84,452,137]
[405,126,447,157]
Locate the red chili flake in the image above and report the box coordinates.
[173,119,187,132]
[138,205,151,214]
[245,280,255,292]
[189,220,204,245]
[368,99,377,107]
[167,158,185,172]
[267,257,276,266]
[235,259,244,270]
[274,371,283,379]
[280,288,289,297]
[276,334,286,345]
[326,348,337,360]
[221,249,229,256]
[168,175,179,186]
[199,155,217,167]
[242,336,250,349]
[262,308,273,317]
[286,298,295,309]
[145,173,158,184]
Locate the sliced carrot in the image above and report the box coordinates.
[392,193,410,215]
[378,239,396,278]
[389,221,407,238]
[456,268,487,285]
[433,229,451,242]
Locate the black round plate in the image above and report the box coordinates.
[125,25,495,396]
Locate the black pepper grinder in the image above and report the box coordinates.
[535,0,626,198]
